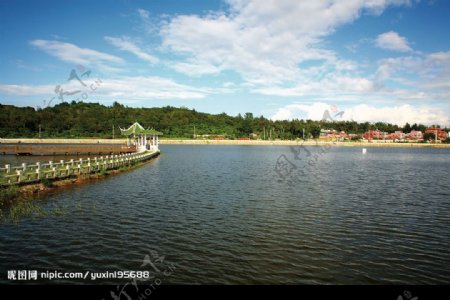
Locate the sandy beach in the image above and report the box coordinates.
[159,139,450,148]
[1,138,449,148]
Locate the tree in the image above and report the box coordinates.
[309,124,321,139]
[423,133,435,141]
[403,122,411,133]
[0,101,445,140]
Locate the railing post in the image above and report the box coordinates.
[5,164,10,174]
[22,162,27,172]
[36,162,41,180]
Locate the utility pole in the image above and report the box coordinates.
[39,124,41,139]
[302,128,305,140]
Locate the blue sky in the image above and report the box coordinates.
[1,0,450,126]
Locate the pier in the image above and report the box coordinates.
[0,142,136,155]
[0,138,136,155]
[0,122,163,186]
[0,150,160,186]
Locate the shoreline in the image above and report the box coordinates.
[1,138,449,149]
[159,139,450,148]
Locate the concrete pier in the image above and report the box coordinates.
[0,139,135,155]
[0,150,160,186]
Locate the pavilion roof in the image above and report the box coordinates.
[120,122,163,136]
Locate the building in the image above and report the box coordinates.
[385,131,405,141]
[424,128,448,141]
[394,131,405,140]
[319,129,348,141]
[363,130,387,140]
[120,122,162,152]
[407,130,423,141]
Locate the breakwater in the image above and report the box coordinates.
[0,139,134,155]
[0,150,159,186]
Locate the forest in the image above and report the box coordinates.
[0,101,446,140]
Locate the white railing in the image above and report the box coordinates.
[0,150,159,185]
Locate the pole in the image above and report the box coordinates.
[38,124,41,139]
[112,125,115,139]
[194,125,196,139]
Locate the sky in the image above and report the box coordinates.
[1,0,450,126]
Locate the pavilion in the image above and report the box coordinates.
[119,122,163,152]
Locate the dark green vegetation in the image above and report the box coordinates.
[0,186,18,207]
[0,101,447,139]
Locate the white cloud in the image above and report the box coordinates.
[255,76,375,97]
[376,51,450,94]
[345,104,448,125]
[137,8,159,35]
[105,36,159,64]
[30,39,124,65]
[0,76,211,100]
[97,76,208,99]
[272,102,331,120]
[375,31,412,52]
[272,102,449,126]
[160,0,411,84]
[137,8,150,20]
[0,84,55,96]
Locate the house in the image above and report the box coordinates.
[363,130,387,140]
[319,129,347,141]
[394,131,405,140]
[424,128,449,140]
[407,130,423,141]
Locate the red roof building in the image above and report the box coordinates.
[407,130,423,140]
[363,130,387,140]
[425,128,448,140]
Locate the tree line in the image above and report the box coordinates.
[0,101,447,140]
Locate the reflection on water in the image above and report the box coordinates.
[0,145,449,284]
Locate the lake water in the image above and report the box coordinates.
[1,145,449,284]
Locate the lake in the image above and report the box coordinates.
[1,145,449,284]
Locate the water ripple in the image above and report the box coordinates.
[1,145,450,284]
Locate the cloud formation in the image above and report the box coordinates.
[272,102,449,126]
[0,76,210,100]
[375,31,412,52]
[161,0,411,84]
[105,36,159,64]
[30,39,124,65]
